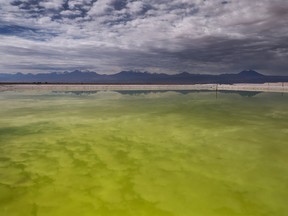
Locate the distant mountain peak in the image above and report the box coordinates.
[238,70,264,76]
[1,69,288,84]
[177,72,191,76]
[70,70,84,74]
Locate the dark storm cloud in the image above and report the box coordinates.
[0,0,288,74]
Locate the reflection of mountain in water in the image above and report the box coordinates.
[52,90,263,97]
[52,91,100,95]
[219,90,262,97]
[114,90,211,95]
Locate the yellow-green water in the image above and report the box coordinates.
[0,90,288,216]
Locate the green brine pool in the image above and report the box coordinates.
[0,90,287,216]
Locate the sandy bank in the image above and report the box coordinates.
[1,83,288,93]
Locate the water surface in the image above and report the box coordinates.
[0,90,288,216]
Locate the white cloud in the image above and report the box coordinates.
[88,0,115,16]
[0,0,287,74]
[126,1,146,14]
[39,0,64,10]
[60,10,82,16]
[68,0,93,9]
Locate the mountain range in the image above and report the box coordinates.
[0,70,288,84]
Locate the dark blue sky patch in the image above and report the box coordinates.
[0,25,38,35]
[11,0,43,10]
[10,0,25,7]
[0,25,58,41]
[10,0,65,21]
[112,0,128,11]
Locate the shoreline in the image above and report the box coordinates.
[1,83,288,93]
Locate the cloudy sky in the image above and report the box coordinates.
[0,0,288,75]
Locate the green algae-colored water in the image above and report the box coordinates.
[0,90,288,216]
